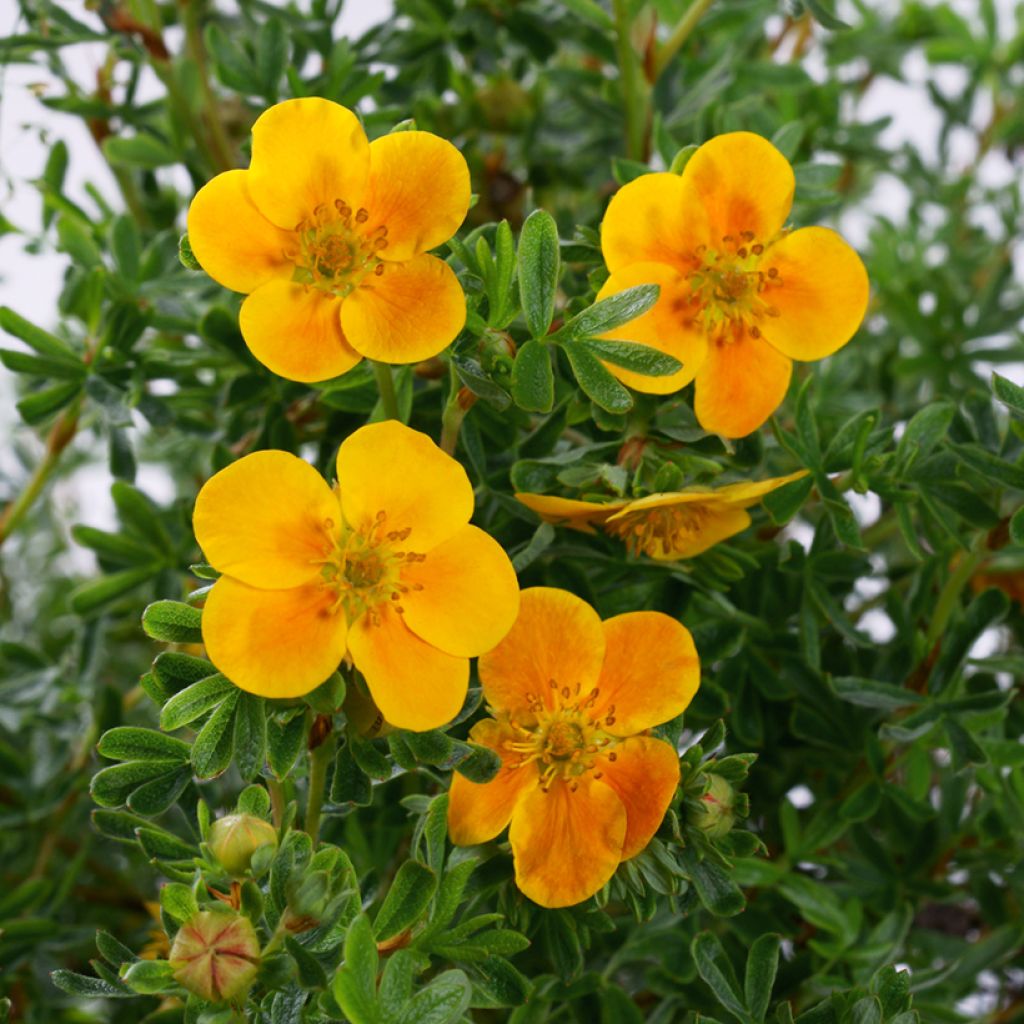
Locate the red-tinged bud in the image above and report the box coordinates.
[169,910,260,1003]
[692,775,736,839]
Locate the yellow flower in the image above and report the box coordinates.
[193,421,519,732]
[448,587,699,908]
[187,98,470,383]
[597,132,869,438]
[516,471,807,560]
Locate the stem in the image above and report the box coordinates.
[180,0,235,172]
[440,364,472,456]
[0,401,81,549]
[925,542,987,648]
[267,777,287,832]
[304,739,334,847]
[372,361,402,422]
[612,0,646,161]
[653,0,716,80]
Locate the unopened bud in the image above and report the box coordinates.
[209,814,278,877]
[343,684,392,738]
[169,910,259,1002]
[692,775,735,839]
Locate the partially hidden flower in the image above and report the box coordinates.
[447,587,700,908]
[516,471,807,560]
[597,132,870,438]
[187,98,470,383]
[193,420,520,731]
[168,910,260,1003]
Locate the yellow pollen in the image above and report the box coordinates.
[288,200,389,298]
[605,502,711,559]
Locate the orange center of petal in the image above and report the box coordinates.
[605,502,711,558]
[683,232,785,343]
[501,680,620,792]
[289,201,389,297]
[316,509,426,623]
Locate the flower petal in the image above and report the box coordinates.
[478,587,605,717]
[239,281,362,383]
[186,170,294,294]
[693,331,793,438]
[680,132,794,243]
[400,525,520,658]
[340,254,466,364]
[601,173,705,274]
[605,497,754,559]
[247,98,370,230]
[363,132,471,262]
[596,262,708,394]
[760,227,870,361]
[509,775,626,907]
[347,603,468,732]
[515,493,627,533]
[335,420,473,551]
[702,470,810,507]
[448,719,537,846]
[593,612,700,734]
[193,450,338,588]
[202,577,347,698]
[596,736,680,859]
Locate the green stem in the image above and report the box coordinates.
[0,401,81,549]
[372,361,402,422]
[653,0,716,80]
[180,0,235,172]
[612,0,646,161]
[304,739,334,847]
[267,777,287,832]
[440,364,469,456]
[925,541,987,648]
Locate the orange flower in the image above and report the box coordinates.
[447,588,699,907]
[516,471,806,560]
[187,98,470,383]
[598,133,869,437]
[193,421,519,731]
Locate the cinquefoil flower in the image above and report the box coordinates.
[194,421,519,731]
[187,98,470,382]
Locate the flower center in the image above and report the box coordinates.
[683,232,784,343]
[317,510,426,623]
[605,502,711,558]
[289,200,389,298]
[501,680,619,791]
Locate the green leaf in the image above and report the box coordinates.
[454,743,502,783]
[51,970,133,999]
[896,401,955,472]
[332,914,379,1024]
[71,526,156,565]
[930,587,1010,694]
[395,970,471,1024]
[579,338,681,377]
[234,693,267,781]
[17,381,81,424]
[830,677,925,711]
[120,959,177,995]
[97,727,190,763]
[745,934,780,1022]
[160,881,198,922]
[160,674,236,731]
[285,936,327,990]
[1010,506,1024,546]
[90,760,183,808]
[511,339,555,413]
[103,133,178,169]
[563,344,633,414]
[268,712,308,779]
[110,215,140,281]
[692,931,748,1023]
[993,372,1024,417]
[558,284,659,340]
[518,210,560,338]
[69,565,159,615]
[0,307,79,362]
[135,826,195,862]
[191,690,239,778]
[681,849,746,917]
[374,860,438,941]
[142,600,203,644]
[126,766,191,816]
[332,741,373,805]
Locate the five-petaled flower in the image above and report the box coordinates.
[193,421,519,732]
[187,97,470,383]
[516,472,807,560]
[597,132,869,438]
[447,587,700,908]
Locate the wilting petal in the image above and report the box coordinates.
[592,611,700,734]
[347,603,468,732]
[601,172,706,274]
[478,587,605,718]
[335,420,473,551]
[596,262,708,394]
[247,98,370,230]
[509,775,626,908]
[194,450,338,588]
[680,132,794,244]
[341,254,465,364]
[239,281,362,383]
[693,331,793,438]
[401,525,520,658]
[202,577,347,699]
[448,719,538,846]
[595,736,680,860]
[702,470,810,508]
[760,227,870,362]
[186,170,294,294]
[514,493,628,533]
[363,132,471,262]
[605,495,754,559]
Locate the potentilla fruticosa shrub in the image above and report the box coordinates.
[1,1,1022,1022]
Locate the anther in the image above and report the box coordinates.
[767,267,779,278]
[737,247,748,259]
[608,752,617,762]
[374,263,384,276]
[752,243,764,255]
[355,208,369,223]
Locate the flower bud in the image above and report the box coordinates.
[691,775,735,839]
[343,684,392,738]
[169,910,260,1003]
[209,814,278,877]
